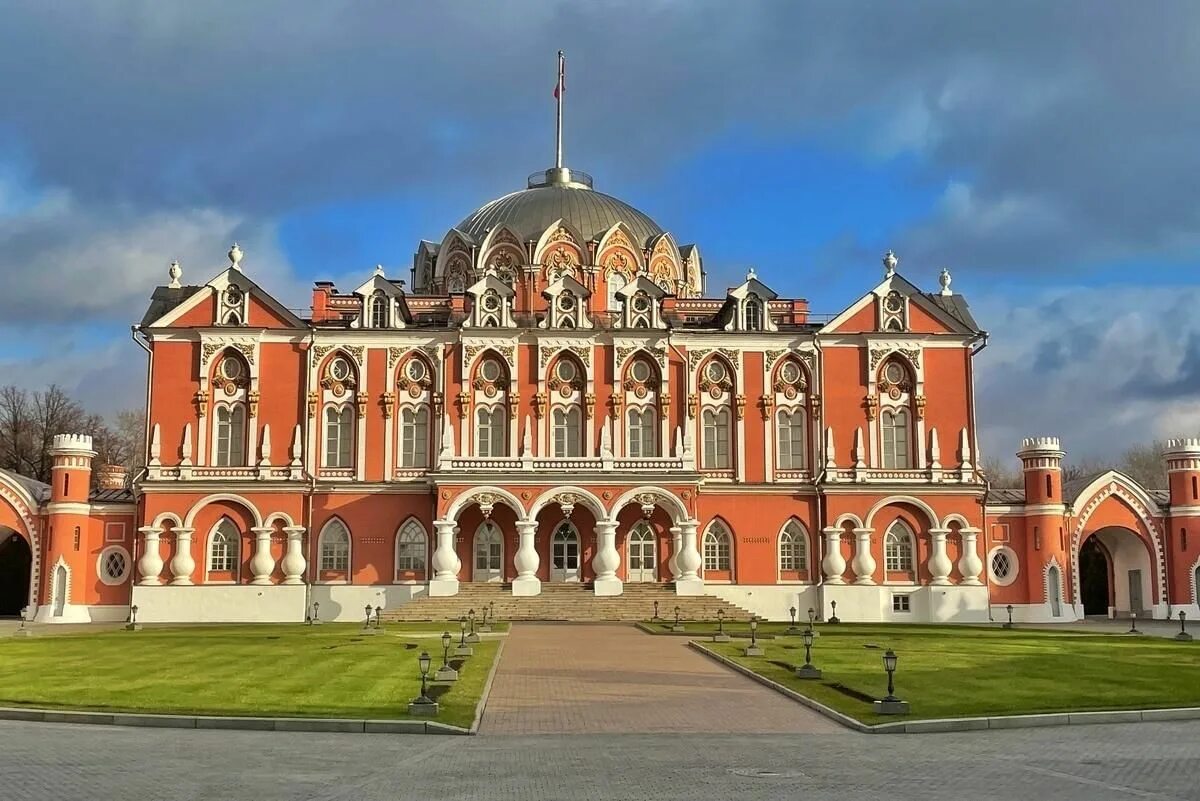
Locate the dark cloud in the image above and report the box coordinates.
[1122,331,1200,400]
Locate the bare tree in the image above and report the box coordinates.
[1118,440,1168,488]
[981,456,1023,489]
[0,386,34,477]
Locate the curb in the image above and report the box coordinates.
[687,641,1200,735]
[0,706,470,734]
[469,634,506,734]
[635,622,777,639]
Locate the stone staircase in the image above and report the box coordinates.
[382,582,754,623]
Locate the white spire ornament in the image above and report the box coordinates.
[228,242,244,271]
[938,268,953,296]
[168,260,182,289]
[882,250,898,278]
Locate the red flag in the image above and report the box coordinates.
[553,51,565,98]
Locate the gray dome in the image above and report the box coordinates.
[455,169,664,246]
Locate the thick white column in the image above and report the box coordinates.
[281,526,307,585]
[851,528,876,585]
[958,528,984,585]
[592,519,622,596]
[137,526,164,585]
[249,527,276,585]
[668,526,682,580]
[513,520,541,596]
[928,528,952,585]
[430,519,461,596]
[821,527,846,584]
[168,527,195,585]
[674,519,703,595]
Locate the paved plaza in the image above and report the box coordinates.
[478,623,839,734]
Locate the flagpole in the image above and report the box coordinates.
[555,50,564,169]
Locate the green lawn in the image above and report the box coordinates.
[699,624,1200,724]
[0,624,501,729]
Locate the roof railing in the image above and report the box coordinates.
[527,168,594,189]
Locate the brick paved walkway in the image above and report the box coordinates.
[477,623,841,734]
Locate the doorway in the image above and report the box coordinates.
[1047,566,1062,618]
[473,521,503,582]
[551,523,580,582]
[1079,537,1111,616]
[627,523,657,582]
[0,530,31,616]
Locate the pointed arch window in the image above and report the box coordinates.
[880,409,911,469]
[779,520,808,574]
[318,520,350,574]
[399,407,429,468]
[369,292,388,328]
[395,520,427,577]
[776,410,806,469]
[745,298,762,331]
[702,408,730,469]
[884,521,915,573]
[703,522,732,573]
[476,407,507,457]
[324,406,354,468]
[607,271,628,312]
[627,408,657,457]
[552,406,583,457]
[214,405,246,467]
[207,519,239,576]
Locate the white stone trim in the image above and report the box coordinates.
[445,485,527,522]
[526,486,608,521]
[863,494,940,530]
[97,545,133,586]
[608,485,688,522]
[315,517,352,578]
[987,545,1020,587]
[183,493,264,529]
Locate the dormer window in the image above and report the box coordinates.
[881,290,907,331]
[370,292,388,328]
[615,276,667,330]
[219,283,247,326]
[541,274,592,330]
[745,299,762,331]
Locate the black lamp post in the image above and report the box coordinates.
[364,603,373,628]
[1129,611,1139,634]
[789,606,797,629]
[441,631,452,669]
[1003,604,1014,629]
[713,608,731,642]
[672,605,684,631]
[1177,610,1193,642]
[744,617,763,656]
[829,599,840,624]
[125,604,141,632]
[653,600,660,621]
[435,629,459,682]
[456,615,473,655]
[407,650,439,715]
[374,605,383,630]
[459,616,467,646]
[312,601,321,625]
[882,649,898,701]
[467,607,480,643]
[807,607,816,629]
[795,627,822,679]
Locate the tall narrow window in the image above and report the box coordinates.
[318,521,350,573]
[400,407,429,467]
[324,406,354,468]
[627,408,657,457]
[776,410,806,469]
[779,521,808,573]
[476,407,507,457]
[880,409,911,468]
[395,520,427,575]
[552,406,582,457]
[207,519,239,574]
[703,523,732,572]
[702,408,730,469]
[744,298,762,330]
[885,521,915,573]
[607,271,627,311]
[215,405,246,466]
[369,292,388,328]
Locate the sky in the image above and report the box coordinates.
[1,1,1198,467]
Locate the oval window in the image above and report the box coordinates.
[556,360,577,383]
[630,360,652,383]
[480,359,502,383]
[406,360,427,382]
[884,362,905,385]
[330,358,351,382]
[705,361,727,383]
[780,361,801,384]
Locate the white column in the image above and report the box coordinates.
[249,526,276,585]
[668,525,682,581]
[928,528,952,585]
[281,526,307,585]
[430,519,461,596]
[592,519,622,596]
[512,520,541,596]
[958,528,984,585]
[137,526,164,585]
[674,519,703,595]
[821,527,846,584]
[851,527,876,585]
[168,527,195,585]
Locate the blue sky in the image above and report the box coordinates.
[0,2,1197,466]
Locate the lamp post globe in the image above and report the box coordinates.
[375,605,383,628]
[789,606,797,627]
[802,627,814,667]
[441,631,452,667]
[674,605,681,625]
[364,603,373,626]
[417,650,433,703]
[882,649,899,700]
[459,615,467,646]
[717,608,725,633]
[749,617,758,647]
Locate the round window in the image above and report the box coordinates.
[555,360,577,383]
[224,285,243,305]
[630,360,652,383]
[988,546,1020,587]
[884,362,905,385]
[220,357,243,381]
[98,547,130,586]
[330,357,351,382]
[481,292,501,313]
[480,359,502,383]
[632,294,651,313]
[558,293,577,313]
[884,292,904,313]
[705,361,727,383]
[780,362,801,384]
[406,360,427,382]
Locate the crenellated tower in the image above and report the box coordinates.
[1164,438,1200,612]
[1016,437,1069,615]
[37,434,96,622]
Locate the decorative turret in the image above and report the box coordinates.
[1165,437,1200,508]
[1017,436,1064,505]
[49,434,96,504]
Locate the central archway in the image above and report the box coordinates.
[0,529,31,616]
[1079,527,1152,617]
[1078,537,1112,616]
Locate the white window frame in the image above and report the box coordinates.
[776,409,806,469]
[744,298,762,331]
[206,519,240,579]
[395,519,427,577]
[702,407,730,469]
[318,519,351,576]
[987,545,1020,587]
[884,521,915,573]
[399,406,429,468]
[702,522,732,574]
[880,408,911,469]
[214,403,246,467]
[369,292,388,328]
[97,545,131,586]
[551,406,582,458]
[626,407,657,457]
[324,405,354,468]
[778,520,808,575]
[476,406,508,457]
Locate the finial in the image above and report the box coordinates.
[228,242,244,270]
[746,266,757,281]
[168,260,182,289]
[882,250,898,277]
[374,264,385,277]
[938,268,952,296]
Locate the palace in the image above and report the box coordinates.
[2,161,1199,626]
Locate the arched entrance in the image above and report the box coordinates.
[550,522,580,582]
[627,522,657,582]
[473,521,503,582]
[0,530,31,616]
[1078,527,1153,617]
[1079,537,1112,616]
